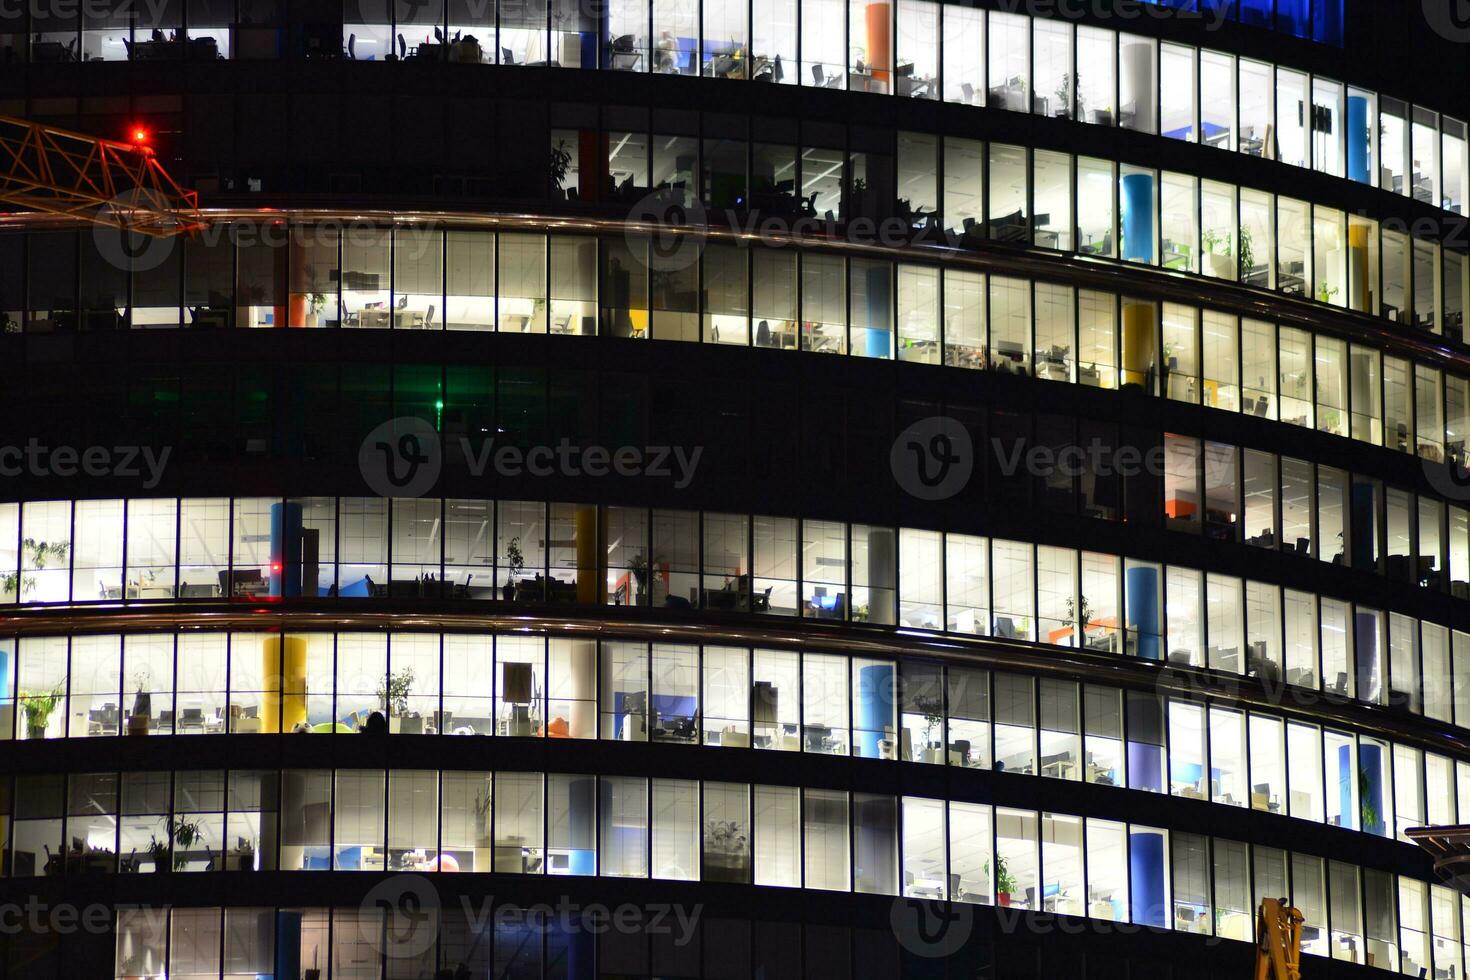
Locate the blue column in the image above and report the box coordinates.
[1121,173,1155,264]
[1276,0,1310,37]
[1354,611,1380,703]
[560,921,594,977]
[0,642,11,740]
[1127,741,1164,793]
[1360,742,1386,836]
[270,501,304,598]
[275,910,302,980]
[572,776,597,874]
[1347,96,1370,184]
[1312,0,1344,44]
[1338,744,1355,829]
[865,264,891,358]
[856,664,895,758]
[1126,565,1160,660]
[1129,828,1167,927]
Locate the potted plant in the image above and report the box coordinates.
[376,666,416,733]
[911,695,944,763]
[1063,594,1093,646]
[146,834,171,873]
[15,538,69,601]
[129,670,153,735]
[992,854,1018,906]
[21,686,62,739]
[1359,766,1381,834]
[22,538,69,570]
[1202,229,1234,279]
[550,139,573,197]
[169,817,204,871]
[0,569,33,602]
[628,551,656,605]
[502,537,525,601]
[702,819,749,883]
[305,290,325,327]
[1237,225,1255,283]
[1055,72,1081,118]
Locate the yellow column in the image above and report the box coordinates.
[1122,300,1155,391]
[261,635,307,733]
[576,505,602,605]
[1349,223,1370,312]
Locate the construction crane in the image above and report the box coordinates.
[0,113,204,237]
[1407,825,1470,897]
[1256,897,1305,980]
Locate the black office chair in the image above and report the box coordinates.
[770,54,783,83]
[811,64,824,86]
[502,46,513,64]
[397,33,407,59]
[424,304,436,329]
[346,33,356,60]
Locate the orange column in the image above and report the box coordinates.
[579,130,603,203]
[287,239,307,328]
[865,2,891,84]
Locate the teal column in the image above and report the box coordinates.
[275,910,302,980]
[1129,828,1166,927]
[1347,95,1370,184]
[1121,173,1155,263]
[856,663,895,758]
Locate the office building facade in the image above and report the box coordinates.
[0,0,1468,976]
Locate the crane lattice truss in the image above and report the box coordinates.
[0,114,203,237]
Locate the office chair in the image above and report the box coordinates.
[396,294,408,309]
[811,64,823,86]
[397,34,407,59]
[771,54,783,83]
[424,304,436,328]
[961,82,974,103]
[346,33,356,60]
[502,46,513,64]
[434,26,444,42]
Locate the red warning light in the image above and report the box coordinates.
[130,126,150,146]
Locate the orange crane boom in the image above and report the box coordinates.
[0,114,204,237]
[1256,897,1305,980]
